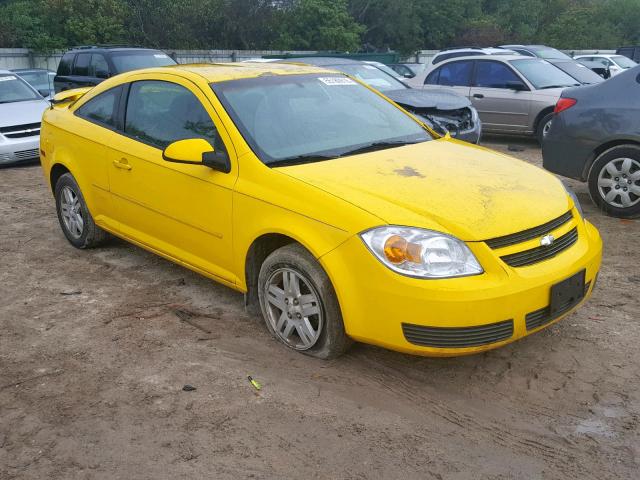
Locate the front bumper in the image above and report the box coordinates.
[320,217,602,357]
[0,135,41,165]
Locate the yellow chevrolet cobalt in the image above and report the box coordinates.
[40,63,602,358]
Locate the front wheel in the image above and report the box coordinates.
[54,173,109,248]
[588,146,640,218]
[257,244,352,359]
[537,113,554,144]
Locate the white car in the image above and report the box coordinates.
[573,54,638,76]
[0,70,49,166]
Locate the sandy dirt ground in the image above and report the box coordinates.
[1,136,639,480]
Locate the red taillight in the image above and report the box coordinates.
[554,98,577,114]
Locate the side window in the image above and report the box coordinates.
[474,61,521,88]
[73,53,92,76]
[75,86,123,128]
[58,53,75,76]
[437,61,473,87]
[425,69,440,85]
[124,80,218,150]
[89,54,110,78]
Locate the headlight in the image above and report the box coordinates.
[562,182,584,218]
[360,226,483,279]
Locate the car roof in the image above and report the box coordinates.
[126,62,338,83]
[285,56,363,67]
[66,46,165,53]
[433,54,534,64]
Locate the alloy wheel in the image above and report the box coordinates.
[264,267,323,350]
[597,157,640,208]
[60,186,84,238]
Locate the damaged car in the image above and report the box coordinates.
[290,57,482,144]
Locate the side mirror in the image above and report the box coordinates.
[38,89,51,98]
[162,138,231,173]
[403,72,415,79]
[96,71,110,79]
[506,80,528,91]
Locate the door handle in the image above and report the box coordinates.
[112,158,132,171]
[473,93,484,99]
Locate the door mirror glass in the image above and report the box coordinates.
[162,138,230,173]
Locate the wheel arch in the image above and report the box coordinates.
[584,140,640,181]
[49,163,71,193]
[533,107,555,134]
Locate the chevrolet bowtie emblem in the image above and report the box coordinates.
[540,234,555,247]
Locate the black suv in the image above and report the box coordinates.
[54,46,176,93]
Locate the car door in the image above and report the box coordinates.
[107,75,238,284]
[67,53,103,89]
[468,60,533,133]
[422,59,473,100]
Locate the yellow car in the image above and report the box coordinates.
[40,63,602,359]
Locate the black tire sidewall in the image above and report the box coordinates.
[537,113,554,144]
[257,244,350,359]
[54,173,94,248]
[588,146,640,219]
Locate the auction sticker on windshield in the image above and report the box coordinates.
[319,77,357,86]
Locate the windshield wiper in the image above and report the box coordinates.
[539,84,579,89]
[268,154,338,168]
[338,140,423,157]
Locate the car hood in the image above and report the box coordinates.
[278,140,569,241]
[0,100,48,128]
[384,88,471,111]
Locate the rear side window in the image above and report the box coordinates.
[474,61,521,88]
[73,53,92,76]
[76,86,123,128]
[57,53,75,76]
[436,61,473,87]
[89,54,110,78]
[124,80,217,149]
[425,69,440,85]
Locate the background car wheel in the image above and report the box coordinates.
[257,243,352,359]
[54,173,109,248]
[536,112,554,144]
[588,145,640,218]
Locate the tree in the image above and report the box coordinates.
[275,0,365,51]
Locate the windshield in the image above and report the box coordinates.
[15,71,53,91]
[532,47,571,60]
[612,55,637,68]
[554,62,604,84]
[510,59,579,89]
[110,51,176,73]
[329,64,408,92]
[0,74,41,103]
[212,74,430,166]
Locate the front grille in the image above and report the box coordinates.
[0,122,41,139]
[402,319,514,348]
[486,211,573,249]
[525,281,591,330]
[500,227,578,268]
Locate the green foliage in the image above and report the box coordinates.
[1,0,640,52]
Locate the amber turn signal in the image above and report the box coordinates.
[383,235,422,264]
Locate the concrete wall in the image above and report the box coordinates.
[0,47,619,71]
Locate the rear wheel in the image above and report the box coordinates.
[588,145,640,218]
[54,173,109,248]
[257,244,352,359]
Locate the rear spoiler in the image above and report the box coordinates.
[51,87,92,106]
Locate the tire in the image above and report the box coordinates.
[536,112,554,144]
[257,243,352,359]
[587,145,640,219]
[54,172,109,248]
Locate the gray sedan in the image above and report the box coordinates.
[543,65,640,218]
[417,55,580,142]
